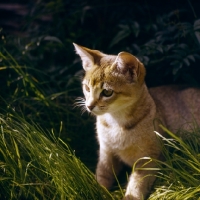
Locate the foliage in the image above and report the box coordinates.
[110,11,200,86]
[1,0,200,88]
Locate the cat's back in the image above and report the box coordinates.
[149,85,200,132]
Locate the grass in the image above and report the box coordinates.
[0,112,114,200]
[0,110,200,200]
[149,126,200,200]
[0,41,200,200]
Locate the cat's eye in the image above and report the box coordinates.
[84,85,90,92]
[101,89,113,97]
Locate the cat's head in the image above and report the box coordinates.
[73,43,146,115]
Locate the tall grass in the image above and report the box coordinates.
[1,112,200,200]
[0,112,114,200]
[0,49,115,199]
[149,126,200,200]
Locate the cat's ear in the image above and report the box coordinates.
[73,43,102,71]
[73,43,94,71]
[112,52,146,84]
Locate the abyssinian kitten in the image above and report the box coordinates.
[73,43,200,200]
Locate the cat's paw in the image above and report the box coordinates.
[122,194,140,200]
[96,175,113,189]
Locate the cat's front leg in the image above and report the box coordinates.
[123,165,157,200]
[96,147,122,189]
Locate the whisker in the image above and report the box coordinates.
[80,107,88,115]
[75,97,85,101]
[73,97,88,115]
[73,97,85,107]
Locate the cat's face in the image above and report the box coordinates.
[82,66,137,115]
[82,79,116,115]
[73,43,146,115]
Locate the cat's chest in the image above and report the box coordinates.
[96,115,142,150]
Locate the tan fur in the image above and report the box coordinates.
[73,43,200,200]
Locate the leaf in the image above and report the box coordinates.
[178,43,188,49]
[194,19,200,31]
[165,44,175,51]
[187,55,195,62]
[43,36,63,44]
[109,25,131,47]
[183,58,190,66]
[156,45,164,53]
[173,63,182,75]
[130,21,140,37]
[140,56,149,65]
[131,44,141,52]
[194,31,200,44]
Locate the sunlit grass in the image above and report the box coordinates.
[1,112,199,200]
[0,113,114,200]
[149,125,200,200]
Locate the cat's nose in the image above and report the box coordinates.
[87,105,95,111]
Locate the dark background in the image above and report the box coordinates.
[1,0,200,88]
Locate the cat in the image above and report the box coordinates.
[73,43,200,200]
